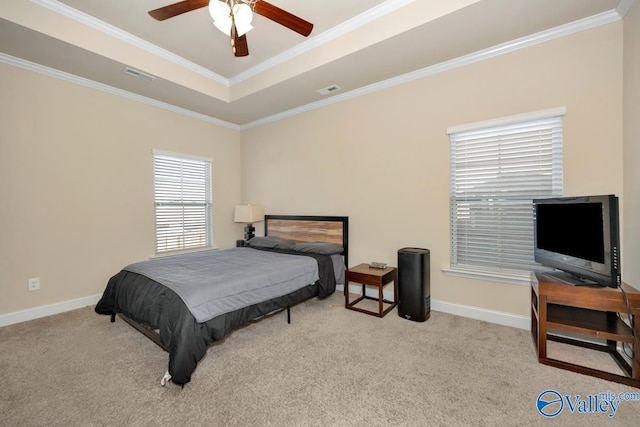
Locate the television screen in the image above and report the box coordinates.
[536,203,604,263]
[533,194,620,287]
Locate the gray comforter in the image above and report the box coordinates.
[95,247,337,384]
[124,248,318,323]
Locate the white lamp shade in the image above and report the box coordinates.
[209,1,254,37]
[234,204,264,223]
[210,1,232,36]
[209,1,230,21]
[234,21,253,37]
[233,3,254,36]
[213,17,232,36]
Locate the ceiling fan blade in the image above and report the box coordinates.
[148,0,210,21]
[232,26,249,57]
[253,1,313,37]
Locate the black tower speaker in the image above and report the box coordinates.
[397,247,430,322]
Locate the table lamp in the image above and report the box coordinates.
[234,204,264,241]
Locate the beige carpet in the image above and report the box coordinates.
[1,292,639,426]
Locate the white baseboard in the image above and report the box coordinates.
[4,287,530,331]
[339,284,530,331]
[0,293,103,328]
[431,299,530,330]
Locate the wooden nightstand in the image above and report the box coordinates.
[345,263,397,317]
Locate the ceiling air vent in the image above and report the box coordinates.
[122,67,157,83]
[316,84,342,96]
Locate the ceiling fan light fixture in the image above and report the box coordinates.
[149,0,312,57]
[209,1,232,35]
[233,3,254,37]
[209,1,254,37]
[209,1,230,20]
[235,21,253,37]
[213,17,232,36]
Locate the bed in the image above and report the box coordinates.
[95,215,348,386]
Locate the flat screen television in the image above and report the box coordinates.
[533,194,620,288]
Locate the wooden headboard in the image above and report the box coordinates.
[264,215,349,268]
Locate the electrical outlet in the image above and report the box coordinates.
[28,277,41,291]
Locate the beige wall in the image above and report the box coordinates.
[623,2,640,287]
[1,17,631,321]
[0,64,242,314]
[241,22,624,317]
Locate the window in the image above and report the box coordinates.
[447,108,564,281]
[153,150,212,253]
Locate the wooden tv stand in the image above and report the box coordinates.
[531,270,640,388]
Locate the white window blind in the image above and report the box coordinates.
[153,151,212,253]
[448,111,564,274]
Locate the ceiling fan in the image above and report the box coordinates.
[148,0,314,57]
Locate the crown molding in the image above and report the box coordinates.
[616,0,636,17]
[32,0,414,87]
[31,0,229,86]
[7,3,626,130]
[230,0,415,85]
[0,53,240,130]
[240,8,623,129]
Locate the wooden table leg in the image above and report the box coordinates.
[633,314,640,382]
[394,278,398,307]
[539,294,548,360]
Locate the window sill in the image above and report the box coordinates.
[442,266,532,286]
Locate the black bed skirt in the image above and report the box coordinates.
[96,270,319,385]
